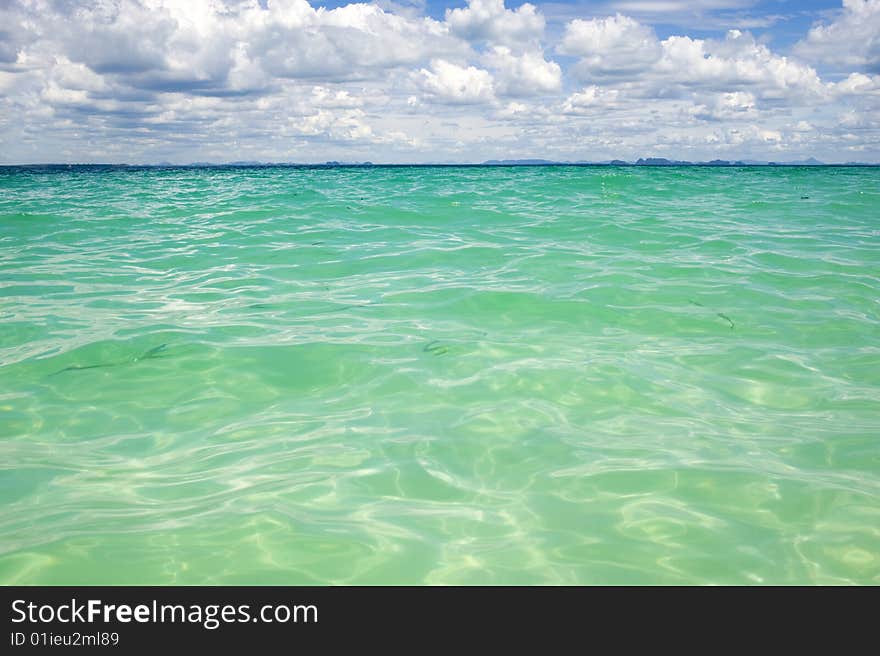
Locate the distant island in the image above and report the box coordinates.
[481,156,850,166]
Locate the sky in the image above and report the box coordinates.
[0,0,878,163]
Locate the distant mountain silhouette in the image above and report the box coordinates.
[635,157,693,165]
[475,156,839,167]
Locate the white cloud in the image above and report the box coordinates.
[289,108,374,141]
[795,0,880,72]
[559,14,661,78]
[493,101,529,119]
[309,86,365,109]
[484,46,561,96]
[252,1,466,81]
[559,17,828,103]
[415,59,496,104]
[24,0,466,90]
[835,72,880,94]
[562,86,620,114]
[655,31,828,100]
[50,58,108,94]
[445,0,545,48]
[691,91,758,120]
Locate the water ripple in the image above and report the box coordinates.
[1,165,878,584]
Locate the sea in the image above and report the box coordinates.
[1,164,878,584]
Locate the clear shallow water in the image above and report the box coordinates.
[1,165,878,585]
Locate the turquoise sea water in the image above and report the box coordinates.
[1,165,878,584]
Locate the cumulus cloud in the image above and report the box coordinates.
[446,0,545,48]
[795,0,880,72]
[415,59,496,104]
[494,101,532,121]
[252,1,466,81]
[14,0,466,91]
[655,30,828,100]
[560,17,826,102]
[835,72,880,94]
[691,91,759,121]
[562,86,621,114]
[484,46,561,96]
[558,14,661,78]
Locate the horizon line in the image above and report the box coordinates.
[2,159,880,168]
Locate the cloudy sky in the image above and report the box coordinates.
[0,0,878,163]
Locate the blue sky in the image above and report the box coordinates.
[1,0,878,163]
